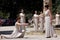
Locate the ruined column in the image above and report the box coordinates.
[43,0,52,12]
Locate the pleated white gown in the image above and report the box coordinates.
[44,9,56,37]
[33,14,38,31]
[55,14,60,25]
[19,13,25,36]
[39,15,44,32]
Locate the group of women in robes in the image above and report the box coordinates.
[33,11,44,32]
[33,5,57,38]
[0,5,57,39]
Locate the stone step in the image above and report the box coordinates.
[0,26,60,31]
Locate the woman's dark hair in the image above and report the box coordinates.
[45,5,49,9]
[16,16,20,20]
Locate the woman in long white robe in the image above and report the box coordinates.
[39,13,44,32]
[55,13,60,25]
[33,11,39,31]
[44,5,57,38]
[19,9,25,37]
[1,17,28,39]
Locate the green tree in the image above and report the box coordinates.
[0,11,9,19]
[52,0,60,14]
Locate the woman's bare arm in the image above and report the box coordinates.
[49,10,52,20]
[48,10,53,25]
[16,22,28,26]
